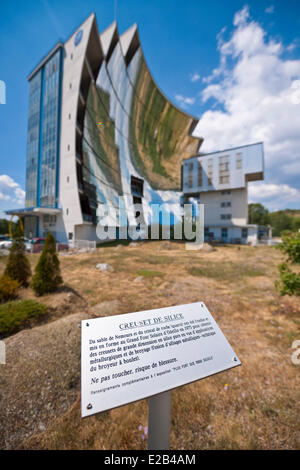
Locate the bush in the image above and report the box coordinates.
[4,223,31,286]
[0,276,19,302]
[31,232,63,296]
[275,263,300,297]
[277,232,300,264]
[0,299,48,337]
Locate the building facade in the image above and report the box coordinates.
[7,14,265,245]
[182,142,264,244]
[7,14,203,242]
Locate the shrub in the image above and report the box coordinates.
[4,223,31,286]
[275,263,300,297]
[31,232,63,296]
[0,276,19,302]
[276,232,300,296]
[0,299,48,337]
[277,232,300,264]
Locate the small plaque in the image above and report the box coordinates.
[81,302,241,417]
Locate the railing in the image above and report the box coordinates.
[69,239,96,252]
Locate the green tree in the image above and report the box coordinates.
[276,232,300,296]
[248,203,270,225]
[4,223,31,287]
[269,211,293,236]
[31,232,63,295]
[0,218,17,235]
[292,217,300,232]
[277,231,300,264]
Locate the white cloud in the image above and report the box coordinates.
[190,72,200,83]
[0,174,25,207]
[175,94,196,107]
[0,191,10,201]
[265,5,275,14]
[248,182,300,210]
[0,175,19,189]
[193,5,300,209]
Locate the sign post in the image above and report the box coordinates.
[148,391,171,450]
[81,302,241,447]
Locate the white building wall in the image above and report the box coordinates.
[183,142,264,194]
[200,188,248,227]
[59,14,96,242]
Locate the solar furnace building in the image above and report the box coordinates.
[8,13,203,242]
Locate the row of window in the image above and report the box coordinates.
[205,227,248,238]
[186,152,243,188]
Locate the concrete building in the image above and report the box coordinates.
[6,13,203,242]
[6,13,265,246]
[182,142,265,244]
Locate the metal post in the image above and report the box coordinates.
[148,391,171,450]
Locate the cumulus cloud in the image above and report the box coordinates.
[265,5,275,14]
[249,182,300,211]
[193,5,300,209]
[190,72,201,83]
[175,94,196,107]
[0,174,25,206]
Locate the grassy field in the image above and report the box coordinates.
[0,241,299,450]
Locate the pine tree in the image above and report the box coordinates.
[31,232,63,296]
[4,223,31,287]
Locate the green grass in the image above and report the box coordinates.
[187,262,265,281]
[0,299,48,337]
[136,269,165,279]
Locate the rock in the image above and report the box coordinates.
[96,263,112,272]
[89,300,121,318]
[133,276,144,283]
[0,312,88,449]
[201,243,216,253]
[129,242,139,247]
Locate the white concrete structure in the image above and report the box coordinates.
[7,13,264,247]
[6,13,202,242]
[182,142,264,244]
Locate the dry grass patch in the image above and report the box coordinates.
[1,242,299,449]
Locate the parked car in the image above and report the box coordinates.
[30,237,46,253]
[29,237,68,253]
[0,235,10,241]
[0,238,12,249]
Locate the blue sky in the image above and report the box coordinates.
[0,0,300,216]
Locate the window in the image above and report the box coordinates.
[221,201,231,208]
[222,228,228,239]
[207,159,213,186]
[221,214,232,220]
[236,152,242,169]
[66,208,69,215]
[188,162,193,188]
[131,175,144,197]
[71,53,73,60]
[67,145,70,151]
[68,232,73,240]
[197,161,203,187]
[219,155,230,184]
[67,176,70,183]
[221,190,231,195]
[43,214,56,225]
[242,228,248,238]
[68,113,71,120]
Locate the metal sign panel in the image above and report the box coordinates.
[81,302,241,417]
